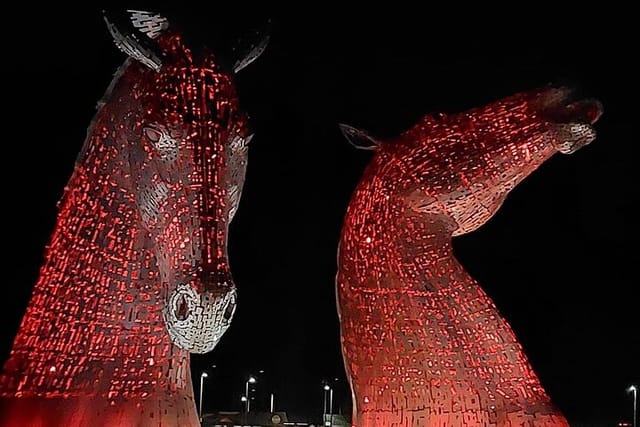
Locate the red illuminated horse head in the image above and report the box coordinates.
[0,10,267,426]
[104,9,268,353]
[340,88,602,238]
[337,88,602,426]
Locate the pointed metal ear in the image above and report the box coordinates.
[127,10,169,39]
[231,20,271,73]
[103,10,168,71]
[339,124,381,151]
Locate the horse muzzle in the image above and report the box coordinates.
[162,281,237,353]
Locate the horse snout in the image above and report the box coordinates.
[551,122,598,154]
[163,283,237,354]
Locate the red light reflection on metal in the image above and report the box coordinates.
[0,31,250,426]
[337,88,602,426]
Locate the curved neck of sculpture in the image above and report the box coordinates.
[0,63,192,400]
[337,87,601,426]
[338,178,564,426]
[0,66,200,426]
[3,126,186,389]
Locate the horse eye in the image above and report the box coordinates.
[144,127,162,142]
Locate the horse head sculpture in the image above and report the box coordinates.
[105,9,269,353]
[337,87,602,426]
[0,10,267,426]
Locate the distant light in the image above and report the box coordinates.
[241,396,247,402]
[248,376,257,384]
[324,384,330,391]
[628,385,637,392]
[365,236,372,243]
[201,372,208,378]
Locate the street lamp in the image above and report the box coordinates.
[323,384,330,414]
[628,385,638,427]
[245,375,257,413]
[329,387,334,426]
[241,394,248,418]
[322,383,333,426]
[199,372,208,421]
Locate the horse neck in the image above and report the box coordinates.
[337,169,552,408]
[339,168,462,293]
[1,69,191,397]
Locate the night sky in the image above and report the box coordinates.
[1,4,637,424]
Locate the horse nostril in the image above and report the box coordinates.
[223,295,236,322]
[175,294,189,321]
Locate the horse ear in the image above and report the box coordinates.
[103,9,169,71]
[125,10,170,39]
[230,20,271,73]
[338,123,381,151]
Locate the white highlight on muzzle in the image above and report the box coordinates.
[163,282,237,353]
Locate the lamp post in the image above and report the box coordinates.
[329,387,334,427]
[244,375,257,413]
[199,371,208,421]
[628,385,638,427]
[241,395,248,424]
[322,383,333,426]
[323,384,330,415]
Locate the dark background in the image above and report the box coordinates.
[1,4,637,424]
